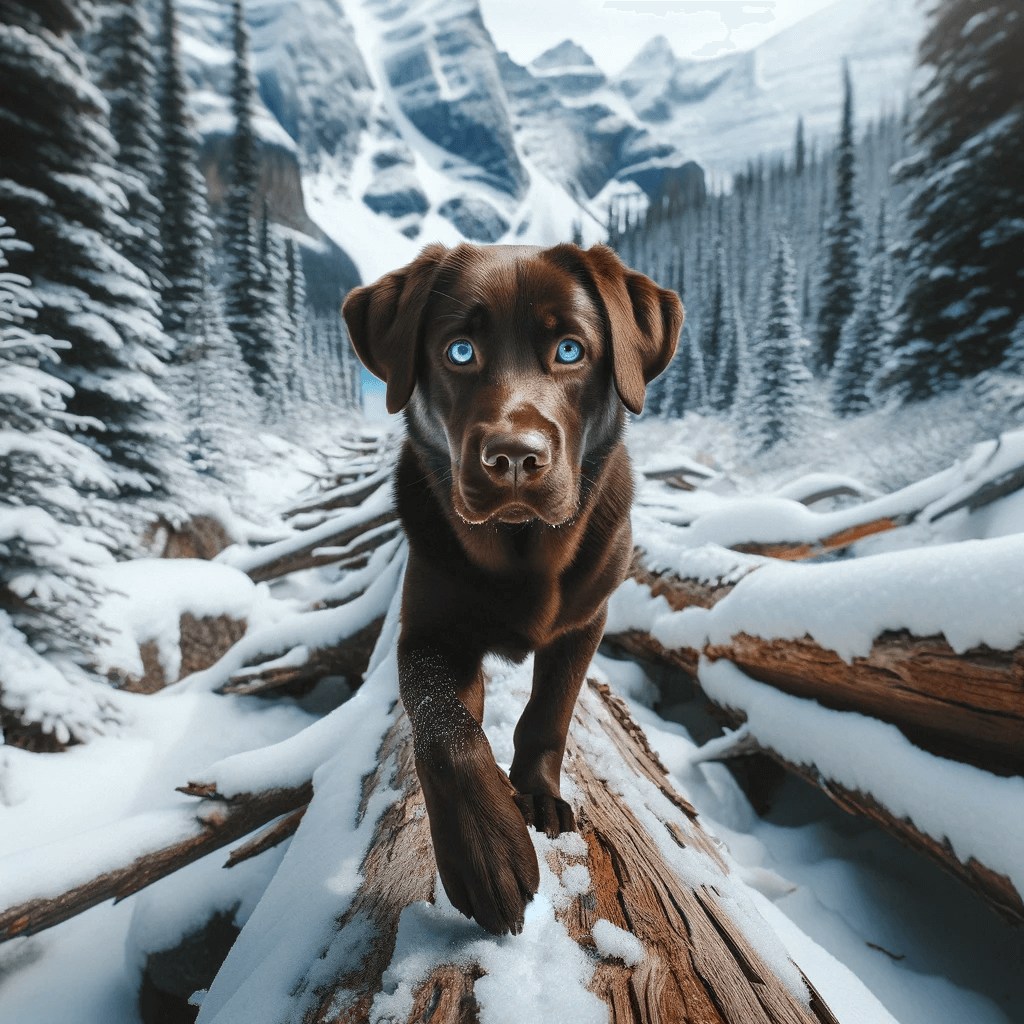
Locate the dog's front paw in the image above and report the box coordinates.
[418,754,540,935]
[514,791,577,837]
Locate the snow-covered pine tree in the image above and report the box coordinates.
[223,0,274,398]
[168,269,252,483]
[158,0,214,346]
[701,240,724,401]
[794,116,806,177]
[831,201,894,416]
[284,236,310,406]
[882,0,1024,399]
[0,218,114,665]
[709,269,747,414]
[661,321,706,418]
[92,0,164,292]
[815,60,863,371]
[255,200,288,418]
[742,232,813,451]
[0,0,181,505]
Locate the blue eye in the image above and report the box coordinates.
[555,339,583,364]
[447,340,474,365]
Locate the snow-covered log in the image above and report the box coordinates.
[0,780,312,941]
[284,465,393,521]
[638,429,1024,560]
[608,538,1024,925]
[221,485,399,583]
[222,615,384,698]
[197,671,843,1024]
[611,537,1024,776]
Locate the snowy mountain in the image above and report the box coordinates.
[611,0,924,175]
[167,0,923,288]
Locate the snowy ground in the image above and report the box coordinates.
[2,401,1023,1023]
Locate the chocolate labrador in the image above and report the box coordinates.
[342,243,682,935]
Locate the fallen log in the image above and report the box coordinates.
[222,615,386,698]
[0,781,312,941]
[615,545,1024,778]
[697,694,1024,930]
[732,515,911,561]
[284,465,394,521]
[289,679,840,1024]
[610,545,1024,925]
[242,504,399,583]
[640,430,1024,560]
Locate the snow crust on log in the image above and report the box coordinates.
[175,542,405,699]
[193,578,408,1024]
[96,559,274,682]
[0,808,206,909]
[696,658,1024,905]
[610,534,1024,661]
[771,473,878,503]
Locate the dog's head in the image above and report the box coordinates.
[343,243,682,526]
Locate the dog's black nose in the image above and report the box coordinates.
[481,432,551,484]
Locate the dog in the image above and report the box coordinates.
[342,242,682,935]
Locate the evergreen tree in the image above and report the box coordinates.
[701,241,724,399]
[284,236,310,404]
[0,0,180,502]
[92,0,163,290]
[168,270,252,483]
[882,0,1024,399]
[662,322,706,418]
[743,233,813,451]
[255,201,287,416]
[0,219,113,662]
[831,201,894,416]
[709,270,747,413]
[223,0,273,396]
[157,0,213,345]
[816,60,863,370]
[794,116,806,176]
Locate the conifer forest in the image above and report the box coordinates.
[0,2,1022,1023]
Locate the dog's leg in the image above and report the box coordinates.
[398,636,540,935]
[509,612,605,837]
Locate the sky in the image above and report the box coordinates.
[477,0,839,74]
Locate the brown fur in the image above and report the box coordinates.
[343,243,682,935]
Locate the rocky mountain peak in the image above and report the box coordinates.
[530,38,598,71]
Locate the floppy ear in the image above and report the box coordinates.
[578,244,683,415]
[342,243,448,414]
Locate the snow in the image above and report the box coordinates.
[591,918,644,967]
[96,559,272,684]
